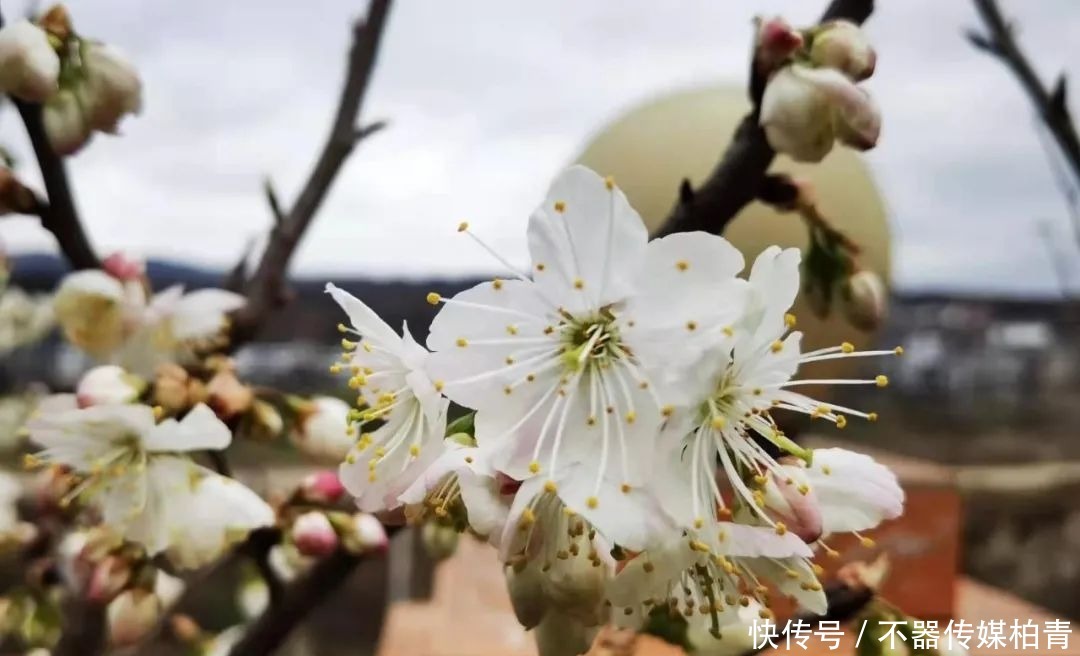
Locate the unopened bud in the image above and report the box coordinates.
[754,16,803,77]
[76,365,145,408]
[101,251,146,281]
[43,88,93,155]
[291,511,339,557]
[153,363,192,412]
[343,513,387,554]
[205,369,253,419]
[809,20,876,81]
[87,555,131,604]
[37,5,73,41]
[107,589,161,647]
[0,20,59,102]
[421,521,459,562]
[299,470,345,505]
[841,270,888,331]
[291,397,353,461]
[505,562,547,629]
[76,42,142,134]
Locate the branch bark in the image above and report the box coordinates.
[227,0,392,346]
[655,0,874,238]
[53,598,107,656]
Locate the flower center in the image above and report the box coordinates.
[558,310,624,373]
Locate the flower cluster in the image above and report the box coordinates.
[0,4,141,155]
[325,165,904,644]
[756,17,880,162]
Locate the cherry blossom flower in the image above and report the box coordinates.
[326,284,448,512]
[0,20,59,102]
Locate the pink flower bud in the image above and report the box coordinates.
[107,589,161,647]
[102,252,146,281]
[291,511,339,557]
[351,513,388,553]
[755,16,804,77]
[87,555,131,604]
[300,470,345,505]
[810,20,876,81]
[76,365,145,407]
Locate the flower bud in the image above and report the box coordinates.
[77,42,142,133]
[810,20,876,81]
[421,521,459,562]
[86,555,131,603]
[754,16,803,77]
[291,511,339,557]
[38,5,72,41]
[505,562,547,629]
[342,512,387,554]
[299,470,345,505]
[205,369,253,419]
[43,88,92,155]
[841,269,887,331]
[291,397,353,461]
[237,576,269,619]
[153,363,193,412]
[107,589,161,647]
[102,251,145,282]
[247,399,284,441]
[76,365,145,408]
[0,21,59,102]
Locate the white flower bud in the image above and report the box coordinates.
[760,65,880,162]
[291,511,339,557]
[43,88,92,155]
[78,42,142,133]
[810,20,876,81]
[0,21,59,102]
[420,521,459,561]
[841,270,887,331]
[76,365,146,408]
[107,589,161,647]
[345,513,387,553]
[291,397,353,461]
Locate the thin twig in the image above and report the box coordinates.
[655,0,874,238]
[227,0,392,346]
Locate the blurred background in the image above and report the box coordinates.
[2,0,1080,654]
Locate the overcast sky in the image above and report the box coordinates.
[1,0,1079,295]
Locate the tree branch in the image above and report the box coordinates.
[227,0,392,346]
[53,598,107,656]
[0,5,99,270]
[655,0,874,238]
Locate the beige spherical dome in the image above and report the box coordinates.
[575,85,891,381]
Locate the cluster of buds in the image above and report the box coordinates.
[755,17,880,162]
[287,509,388,558]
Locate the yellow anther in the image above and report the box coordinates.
[841,342,855,353]
[812,563,825,576]
[329,364,343,374]
[661,405,675,418]
[752,387,762,396]
[643,562,655,573]
[426,292,441,305]
[346,453,358,464]
[493,278,504,290]
[337,323,349,333]
[543,325,554,335]
[675,260,689,272]
[362,342,373,353]
[694,517,704,529]
[822,465,832,475]
[867,412,879,422]
[686,321,697,331]
[604,175,615,190]
[506,324,518,335]
[374,447,386,458]
[894,345,905,355]
[717,529,727,542]
[690,540,710,552]
[528,460,540,474]
[526,374,536,383]
[368,472,377,482]
[152,405,164,420]
[753,475,767,486]
[536,262,546,272]
[585,415,596,426]
[434,380,445,392]
[464,456,474,464]
[785,313,797,328]
[797,484,810,495]
[348,375,366,389]
[503,385,513,395]
[620,483,631,494]
[22,454,41,470]
[860,536,876,548]
[505,355,515,364]
[543,480,558,493]
[835,415,847,429]
[722,326,734,337]
[342,339,358,350]
[586,496,599,509]
[771,340,784,353]
[457,221,469,232]
[875,375,889,388]
[573,278,585,290]
[554,201,566,213]
[456,338,468,348]
[520,508,536,526]
[409,444,420,457]
[625,411,636,424]
[774,522,787,536]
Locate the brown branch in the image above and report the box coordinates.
[53,597,107,656]
[227,0,392,346]
[655,0,874,238]
[970,0,1080,184]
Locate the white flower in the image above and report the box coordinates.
[398,441,508,539]
[164,472,275,569]
[53,268,244,375]
[426,166,748,547]
[0,20,59,102]
[26,402,250,557]
[809,20,876,81]
[0,285,54,354]
[43,88,93,155]
[326,284,449,512]
[760,64,880,162]
[76,365,145,407]
[290,396,354,461]
[77,42,142,133]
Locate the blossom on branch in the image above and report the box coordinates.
[0,20,59,102]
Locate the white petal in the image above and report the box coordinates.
[142,403,232,453]
[806,448,904,534]
[166,470,274,569]
[458,474,508,539]
[168,289,245,340]
[526,165,648,313]
[325,283,401,351]
[554,463,671,552]
[116,456,197,554]
[714,523,813,559]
